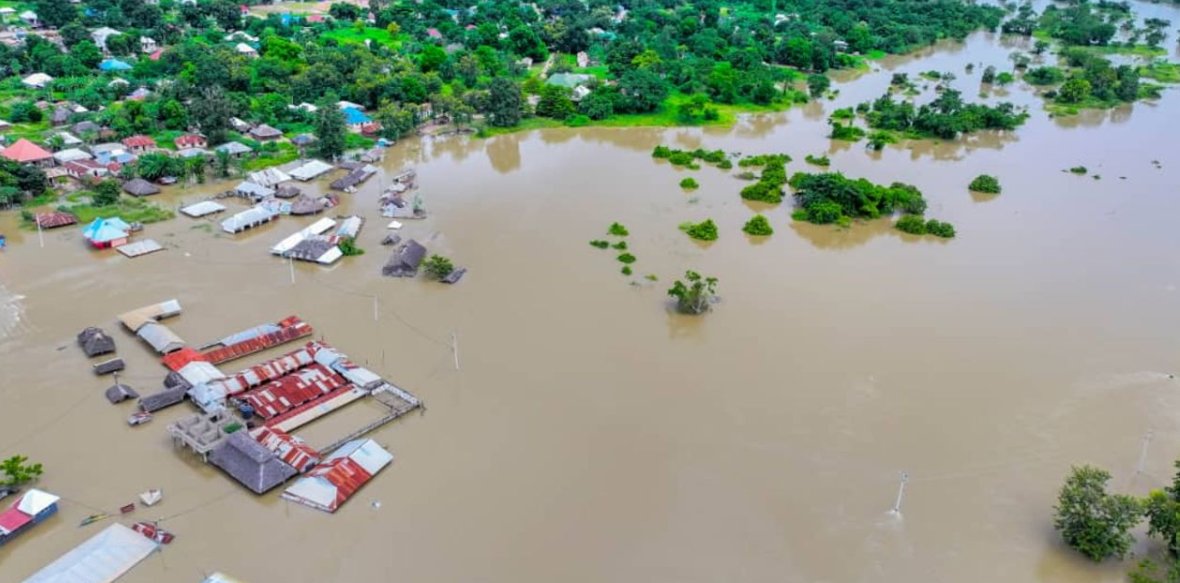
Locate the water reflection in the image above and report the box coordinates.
[790,218,897,250]
[486,135,522,174]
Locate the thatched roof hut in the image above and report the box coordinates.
[77,327,116,357]
[209,432,297,494]
[289,196,325,216]
[122,178,161,197]
[37,211,78,229]
[274,184,301,199]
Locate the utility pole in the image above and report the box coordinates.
[451,331,459,371]
[288,254,295,285]
[372,295,378,322]
[36,213,43,248]
[891,471,909,515]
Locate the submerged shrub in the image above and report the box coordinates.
[742,215,774,236]
[895,214,927,235]
[679,219,718,241]
[969,174,1002,193]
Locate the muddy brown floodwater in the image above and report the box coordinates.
[3,22,1180,583]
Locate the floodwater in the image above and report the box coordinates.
[3,17,1180,583]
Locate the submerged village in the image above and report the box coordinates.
[1,0,1180,580]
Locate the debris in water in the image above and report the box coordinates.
[139,489,162,506]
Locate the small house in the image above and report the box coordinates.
[121,135,156,154]
[281,439,393,513]
[64,159,109,180]
[139,36,157,53]
[174,134,207,149]
[208,432,297,494]
[235,42,258,58]
[122,177,160,197]
[176,147,211,159]
[35,211,78,230]
[229,117,251,132]
[126,87,152,101]
[90,26,121,50]
[51,106,72,126]
[0,489,59,546]
[98,58,132,72]
[77,326,116,357]
[72,120,102,136]
[56,132,82,147]
[82,217,132,249]
[382,240,426,277]
[21,73,53,89]
[216,141,252,157]
[52,148,92,164]
[342,107,371,131]
[0,138,53,166]
[291,134,315,147]
[248,124,281,141]
[234,181,274,201]
[18,10,38,27]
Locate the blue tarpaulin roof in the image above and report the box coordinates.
[342,107,371,125]
[83,217,131,243]
[99,58,132,71]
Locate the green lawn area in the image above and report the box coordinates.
[321,27,404,50]
[6,121,50,142]
[576,65,611,80]
[58,196,174,225]
[242,142,299,171]
[1081,43,1167,57]
[1140,61,1180,83]
[864,49,887,60]
[344,133,375,149]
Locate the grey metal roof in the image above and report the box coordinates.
[209,432,297,494]
[104,384,139,404]
[215,141,252,155]
[136,322,185,354]
[382,240,426,277]
[139,385,187,412]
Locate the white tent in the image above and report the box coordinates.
[23,523,158,583]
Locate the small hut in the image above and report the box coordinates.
[380,233,401,246]
[77,327,116,357]
[382,240,426,277]
[105,383,140,404]
[122,178,161,197]
[92,358,125,375]
[274,185,301,199]
[289,196,325,216]
[36,211,77,230]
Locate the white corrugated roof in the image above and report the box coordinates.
[22,523,158,583]
[330,438,394,475]
[179,361,227,386]
[16,489,59,516]
[181,201,226,217]
[289,160,334,181]
[270,217,336,255]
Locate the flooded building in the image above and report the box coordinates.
[208,432,297,494]
[282,439,393,513]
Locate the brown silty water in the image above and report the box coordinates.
[2,25,1180,583]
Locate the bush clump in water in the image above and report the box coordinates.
[589,240,609,249]
[608,222,629,236]
[969,174,1002,194]
[895,214,928,235]
[1069,166,1088,175]
[667,270,719,315]
[679,219,718,241]
[742,214,774,236]
[680,177,699,190]
[805,154,830,167]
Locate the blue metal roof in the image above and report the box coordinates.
[98,59,132,72]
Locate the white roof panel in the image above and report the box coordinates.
[22,523,158,583]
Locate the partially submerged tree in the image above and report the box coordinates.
[1053,465,1142,561]
[668,271,719,315]
[969,175,1002,194]
[1,455,43,486]
[423,254,455,280]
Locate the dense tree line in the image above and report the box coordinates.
[0,0,1007,137]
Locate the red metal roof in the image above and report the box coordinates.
[240,363,348,420]
[174,134,205,148]
[252,426,320,473]
[35,211,77,229]
[161,346,207,372]
[148,48,163,61]
[0,138,52,163]
[122,135,156,148]
[0,507,32,534]
[200,317,312,365]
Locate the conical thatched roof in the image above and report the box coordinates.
[77,326,116,357]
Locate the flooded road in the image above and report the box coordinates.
[2,22,1180,583]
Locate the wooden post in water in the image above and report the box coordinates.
[891,472,909,514]
[451,331,459,371]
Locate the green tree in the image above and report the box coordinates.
[1058,77,1093,104]
[616,68,668,113]
[1,455,43,486]
[486,77,524,127]
[59,22,89,48]
[536,85,575,119]
[70,40,102,69]
[667,271,719,315]
[92,180,121,207]
[314,103,347,161]
[191,86,234,144]
[1053,465,1142,561]
[33,0,76,28]
[579,89,615,120]
[423,254,454,280]
[807,74,831,99]
[1144,461,1180,558]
